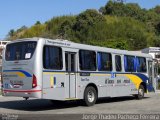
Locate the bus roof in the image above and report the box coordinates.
[8,37,152,58]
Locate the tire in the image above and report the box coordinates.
[135,84,145,100]
[84,86,97,106]
[50,100,64,104]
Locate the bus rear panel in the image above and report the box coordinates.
[2,40,41,98]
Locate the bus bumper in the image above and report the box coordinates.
[2,89,42,98]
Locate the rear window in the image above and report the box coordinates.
[5,41,37,61]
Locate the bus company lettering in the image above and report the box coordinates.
[3,74,18,78]
[123,79,130,83]
[47,40,70,46]
[81,78,89,81]
[105,79,114,84]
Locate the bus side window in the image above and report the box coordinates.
[79,50,96,71]
[124,55,136,72]
[43,46,63,70]
[136,57,146,73]
[97,52,112,71]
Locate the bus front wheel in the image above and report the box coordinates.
[135,84,145,99]
[84,86,97,106]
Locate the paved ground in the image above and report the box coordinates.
[0,93,160,119]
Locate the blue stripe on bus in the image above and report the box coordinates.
[134,73,154,92]
[54,77,56,86]
[3,70,32,77]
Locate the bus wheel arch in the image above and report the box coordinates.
[83,83,98,106]
[135,82,146,99]
[140,82,147,93]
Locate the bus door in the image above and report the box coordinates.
[148,61,154,88]
[65,52,77,98]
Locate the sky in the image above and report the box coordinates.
[0,0,160,40]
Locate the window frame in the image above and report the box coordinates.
[97,52,112,71]
[43,45,63,70]
[79,49,97,71]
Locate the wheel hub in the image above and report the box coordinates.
[139,88,144,96]
[87,90,95,103]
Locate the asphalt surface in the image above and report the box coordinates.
[0,93,160,119]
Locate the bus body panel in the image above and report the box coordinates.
[42,72,66,100]
[77,72,138,98]
[42,46,79,100]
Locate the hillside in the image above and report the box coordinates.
[7,1,160,50]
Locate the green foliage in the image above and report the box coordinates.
[45,16,76,39]
[102,1,147,22]
[35,21,41,25]
[88,38,129,50]
[72,9,106,43]
[106,17,148,50]
[153,36,160,47]
[7,1,160,50]
[8,29,15,37]
[74,9,105,31]
[19,24,46,38]
[155,21,160,34]
[99,7,106,14]
[153,5,160,14]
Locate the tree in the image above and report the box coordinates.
[153,36,160,47]
[103,1,126,16]
[17,26,27,33]
[73,9,106,43]
[8,29,15,37]
[6,0,159,51]
[155,22,160,34]
[74,9,105,31]
[154,6,160,14]
[35,21,41,25]
[114,0,125,3]
[58,20,73,39]
[99,7,106,14]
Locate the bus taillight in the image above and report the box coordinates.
[32,74,37,88]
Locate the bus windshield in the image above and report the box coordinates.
[5,41,37,61]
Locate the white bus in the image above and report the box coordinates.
[1,38,155,106]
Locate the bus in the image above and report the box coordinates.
[1,38,155,106]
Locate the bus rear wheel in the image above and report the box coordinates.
[50,100,64,105]
[84,86,97,106]
[135,84,145,99]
